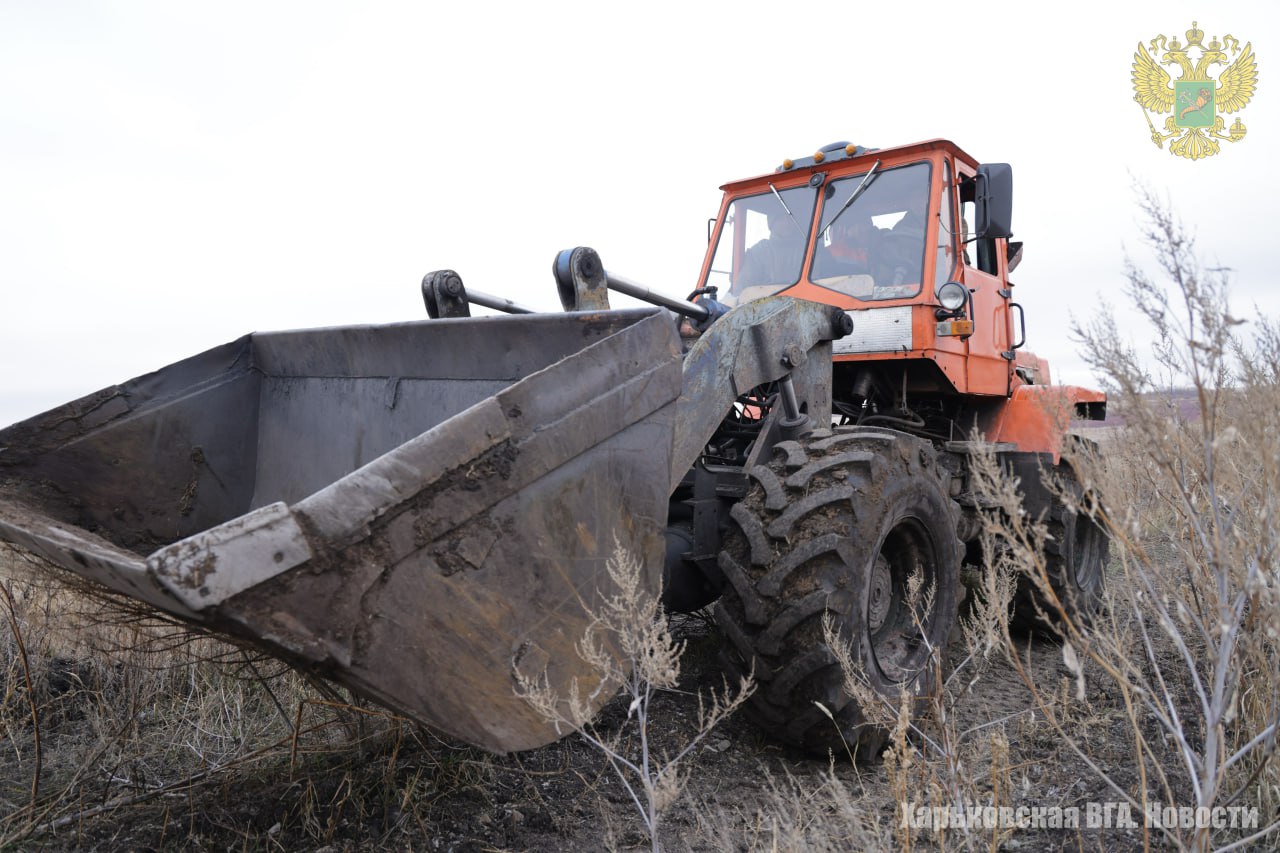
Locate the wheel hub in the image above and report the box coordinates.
[868,553,892,633]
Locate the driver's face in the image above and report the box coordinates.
[838,220,870,243]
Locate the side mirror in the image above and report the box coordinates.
[975,163,1013,239]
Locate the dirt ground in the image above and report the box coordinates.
[1,594,1207,853]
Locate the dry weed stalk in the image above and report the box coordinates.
[514,538,753,852]
[0,578,40,814]
[973,187,1280,851]
[819,559,1019,852]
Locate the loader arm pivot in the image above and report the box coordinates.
[669,296,852,491]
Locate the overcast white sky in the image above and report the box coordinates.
[1,1,1276,426]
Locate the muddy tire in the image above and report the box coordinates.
[1010,464,1108,633]
[715,427,963,759]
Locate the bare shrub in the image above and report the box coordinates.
[515,538,753,852]
[973,186,1280,851]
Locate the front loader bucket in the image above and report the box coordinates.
[0,308,681,752]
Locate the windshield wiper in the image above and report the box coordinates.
[767,182,799,229]
[820,159,882,238]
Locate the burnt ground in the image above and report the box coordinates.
[1,598,1222,853]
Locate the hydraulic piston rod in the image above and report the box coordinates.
[605,273,709,321]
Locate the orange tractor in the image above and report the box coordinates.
[0,139,1106,757]
[652,139,1109,756]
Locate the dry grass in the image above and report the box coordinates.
[0,545,487,850]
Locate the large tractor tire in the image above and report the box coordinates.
[1010,462,1108,633]
[715,427,963,759]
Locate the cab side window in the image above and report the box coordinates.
[935,160,957,288]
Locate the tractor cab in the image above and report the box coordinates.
[700,139,1020,398]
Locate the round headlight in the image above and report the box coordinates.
[936,281,967,312]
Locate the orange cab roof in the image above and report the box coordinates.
[719,138,980,193]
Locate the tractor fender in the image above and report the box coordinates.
[973,384,1106,462]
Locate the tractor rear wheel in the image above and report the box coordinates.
[715,427,962,759]
[1010,463,1108,633]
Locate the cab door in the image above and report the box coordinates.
[956,166,1016,396]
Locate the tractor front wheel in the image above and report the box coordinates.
[715,427,963,759]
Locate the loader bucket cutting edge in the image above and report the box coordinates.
[0,308,682,753]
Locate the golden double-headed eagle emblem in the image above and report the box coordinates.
[1132,21,1259,160]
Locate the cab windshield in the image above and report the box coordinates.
[809,161,931,301]
[704,184,816,306]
